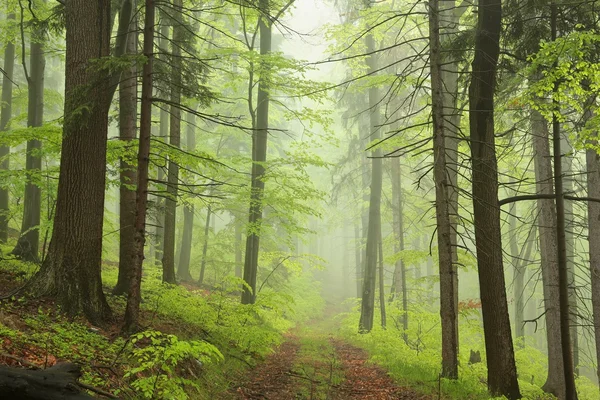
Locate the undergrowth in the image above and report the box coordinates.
[337,300,599,400]
[0,256,325,399]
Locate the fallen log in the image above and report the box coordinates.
[0,362,100,399]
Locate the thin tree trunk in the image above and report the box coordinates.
[234,214,242,278]
[469,0,520,397]
[154,19,170,265]
[13,20,45,262]
[124,0,154,333]
[113,0,138,296]
[0,13,15,243]
[241,0,271,305]
[161,0,183,284]
[198,206,212,284]
[177,111,196,282]
[429,0,458,379]
[378,227,385,329]
[550,6,577,398]
[30,0,112,324]
[358,9,382,333]
[354,221,361,297]
[586,139,600,391]
[531,107,565,397]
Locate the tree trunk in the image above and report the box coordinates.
[429,0,458,379]
[177,111,196,282]
[561,135,578,374]
[586,142,600,390]
[550,6,577,398]
[113,0,138,296]
[378,227,385,329]
[531,107,565,397]
[154,19,170,265]
[354,221,361,297]
[29,0,112,325]
[234,214,243,278]
[469,0,520,397]
[358,13,382,333]
[124,0,155,333]
[161,0,183,284]
[13,21,45,262]
[198,206,211,284]
[241,0,271,305]
[0,13,15,243]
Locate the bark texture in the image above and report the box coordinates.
[13,21,45,262]
[242,0,271,304]
[468,0,520,397]
[0,14,15,243]
[113,0,138,296]
[30,0,112,324]
[531,108,565,398]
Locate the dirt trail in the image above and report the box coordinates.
[235,332,433,400]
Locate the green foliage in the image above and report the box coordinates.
[124,330,223,400]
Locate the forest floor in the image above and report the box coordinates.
[233,319,434,400]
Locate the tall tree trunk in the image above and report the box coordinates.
[429,0,458,379]
[510,201,535,343]
[198,206,211,284]
[161,0,183,284]
[0,13,15,243]
[241,0,271,305]
[378,227,385,329]
[177,111,196,282]
[561,135,578,374]
[29,0,112,324]
[154,19,170,265]
[390,157,408,339]
[531,107,565,397]
[234,214,243,278]
[354,221,361,297]
[469,0,520,397]
[358,8,382,333]
[124,0,154,333]
[113,0,138,296]
[586,138,600,390]
[13,21,45,262]
[550,6,577,398]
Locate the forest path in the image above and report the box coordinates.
[234,317,433,399]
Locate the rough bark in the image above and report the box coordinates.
[124,0,155,333]
[241,0,271,304]
[13,21,45,262]
[0,364,96,400]
[161,0,183,284]
[429,0,458,379]
[177,111,196,282]
[358,13,382,333]
[531,108,565,397]
[469,0,520,397]
[29,0,112,324]
[113,0,138,296]
[0,13,15,243]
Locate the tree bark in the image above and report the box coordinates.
[177,111,196,282]
[0,13,15,243]
[469,0,520,397]
[113,0,138,296]
[198,206,212,284]
[531,107,565,397]
[13,18,45,262]
[241,0,272,304]
[358,7,382,333]
[378,227,385,329]
[124,0,155,333]
[429,0,458,379]
[161,0,183,284]
[29,0,112,325]
[586,141,600,390]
